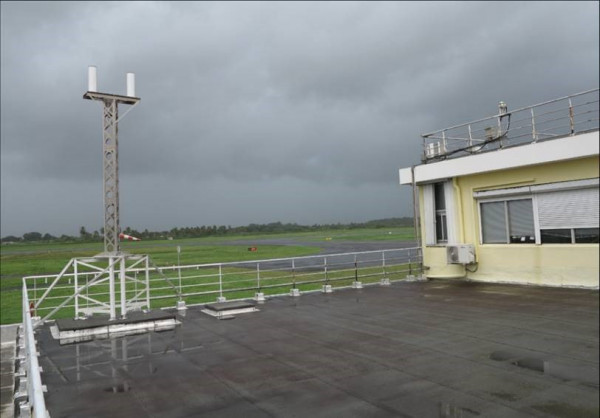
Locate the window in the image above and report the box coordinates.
[434,182,447,243]
[476,178,599,245]
[541,228,599,244]
[480,199,535,244]
[423,180,456,246]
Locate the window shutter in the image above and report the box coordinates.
[537,188,599,229]
[444,181,458,244]
[481,201,507,243]
[423,184,436,245]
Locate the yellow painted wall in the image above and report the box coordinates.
[421,156,599,288]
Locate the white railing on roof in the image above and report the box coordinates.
[17,283,49,417]
[23,247,423,321]
[421,88,599,162]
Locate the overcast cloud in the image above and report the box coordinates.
[1,1,598,237]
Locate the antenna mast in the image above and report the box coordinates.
[84,66,140,254]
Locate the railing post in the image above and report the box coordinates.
[569,98,574,134]
[381,251,390,286]
[108,257,116,320]
[217,264,225,302]
[74,260,79,318]
[352,254,363,289]
[322,256,332,293]
[531,108,537,142]
[145,256,150,310]
[290,259,300,297]
[468,124,473,148]
[257,263,261,291]
[120,257,127,319]
[441,130,447,154]
[255,263,265,302]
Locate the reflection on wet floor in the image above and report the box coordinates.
[489,350,599,387]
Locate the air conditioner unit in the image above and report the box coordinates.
[425,142,443,158]
[446,244,475,265]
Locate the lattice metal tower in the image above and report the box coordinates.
[84,67,140,254]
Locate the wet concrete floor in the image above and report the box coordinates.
[36,280,598,417]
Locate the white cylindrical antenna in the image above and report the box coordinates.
[88,66,98,92]
[126,72,135,97]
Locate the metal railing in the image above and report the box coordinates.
[23,247,423,322]
[421,88,599,162]
[15,283,49,417]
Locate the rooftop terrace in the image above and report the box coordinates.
[32,280,599,417]
[421,89,599,163]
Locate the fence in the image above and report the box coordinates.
[421,88,599,162]
[14,283,49,417]
[23,247,423,323]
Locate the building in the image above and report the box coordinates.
[399,89,599,288]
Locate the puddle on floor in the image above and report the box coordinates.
[532,402,599,418]
[439,401,480,417]
[489,351,599,386]
[490,392,520,402]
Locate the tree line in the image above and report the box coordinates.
[1,217,413,244]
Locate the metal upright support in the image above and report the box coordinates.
[108,257,116,320]
[120,257,127,318]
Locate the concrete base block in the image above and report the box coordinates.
[216,296,227,303]
[255,292,265,303]
[322,285,332,294]
[380,277,391,286]
[176,300,187,310]
[290,288,301,297]
[352,281,363,289]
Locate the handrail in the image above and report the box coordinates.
[420,88,599,162]
[24,247,423,320]
[21,282,48,417]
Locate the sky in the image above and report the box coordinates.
[1,1,598,237]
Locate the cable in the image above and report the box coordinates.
[425,113,512,162]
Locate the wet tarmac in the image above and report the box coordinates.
[36,280,598,417]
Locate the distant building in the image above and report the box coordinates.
[399,89,599,288]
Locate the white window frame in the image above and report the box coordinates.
[423,180,457,246]
[478,196,536,244]
[476,178,599,245]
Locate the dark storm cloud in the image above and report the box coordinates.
[1,1,598,236]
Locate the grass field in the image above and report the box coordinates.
[1,227,415,324]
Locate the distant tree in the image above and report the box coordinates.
[42,233,56,241]
[23,232,43,241]
[79,226,89,240]
[1,235,21,243]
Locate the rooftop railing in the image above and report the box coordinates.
[421,88,599,163]
[23,247,423,324]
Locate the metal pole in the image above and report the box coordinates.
[219,264,223,299]
[145,256,150,309]
[292,259,296,289]
[382,251,386,277]
[354,255,358,282]
[177,246,182,300]
[108,257,116,320]
[74,260,79,318]
[257,263,261,292]
[569,98,574,134]
[531,108,537,142]
[324,257,328,285]
[120,257,126,318]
